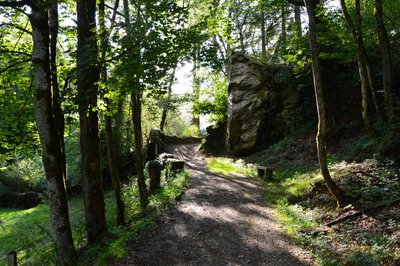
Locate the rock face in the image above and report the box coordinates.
[227,53,306,155]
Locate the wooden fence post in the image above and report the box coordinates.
[8,251,17,266]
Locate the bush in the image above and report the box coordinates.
[0,154,46,193]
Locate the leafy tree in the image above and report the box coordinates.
[0,0,75,263]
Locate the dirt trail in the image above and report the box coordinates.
[116,144,313,265]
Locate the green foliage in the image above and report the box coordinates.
[193,73,228,124]
[182,125,202,137]
[0,154,46,193]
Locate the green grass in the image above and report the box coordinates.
[0,170,189,265]
[206,157,256,178]
[259,166,323,237]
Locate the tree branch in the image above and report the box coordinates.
[0,49,31,57]
[99,37,144,65]
[0,23,32,34]
[288,0,305,6]
[0,59,30,74]
[105,3,124,18]
[0,0,27,7]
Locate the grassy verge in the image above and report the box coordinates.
[0,170,189,265]
[206,157,256,178]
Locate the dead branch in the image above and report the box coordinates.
[352,170,381,180]
[326,198,400,227]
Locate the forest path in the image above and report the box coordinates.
[116,143,313,266]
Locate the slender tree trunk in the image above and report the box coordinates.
[340,0,378,137]
[364,54,386,122]
[131,93,148,208]
[281,4,287,47]
[341,0,385,122]
[123,0,148,209]
[99,0,125,225]
[374,0,395,122]
[192,44,200,128]
[77,0,107,243]
[226,7,233,79]
[104,98,125,224]
[294,5,302,37]
[29,1,75,263]
[114,99,124,157]
[260,10,267,60]
[48,1,67,188]
[304,0,345,207]
[160,63,177,132]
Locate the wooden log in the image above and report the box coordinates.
[257,166,273,181]
[8,251,17,266]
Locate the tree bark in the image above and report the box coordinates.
[29,0,75,263]
[191,44,200,128]
[131,93,148,208]
[77,0,107,243]
[304,0,345,207]
[294,5,302,37]
[281,4,287,47]
[48,0,67,187]
[374,0,395,122]
[260,10,267,60]
[340,0,378,137]
[104,98,125,224]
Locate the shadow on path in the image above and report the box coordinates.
[116,144,312,266]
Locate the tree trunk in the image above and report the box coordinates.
[192,44,200,128]
[99,0,125,226]
[260,10,266,59]
[29,1,75,263]
[364,54,386,122]
[77,0,107,243]
[281,4,287,47]
[160,63,177,132]
[304,0,345,207]
[294,5,302,37]
[131,93,148,209]
[340,0,378,137]
[374,0,395,122]
[105,98,125,225]
[48,1,67,187]
[123,0,148,209]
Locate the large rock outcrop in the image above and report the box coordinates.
[227,53,308,155]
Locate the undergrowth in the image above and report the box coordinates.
[0,170,189,265]
[255,134,400,265]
